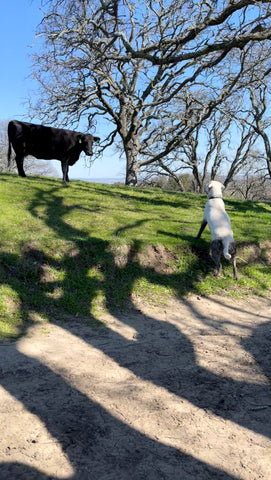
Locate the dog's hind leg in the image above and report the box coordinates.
[211,240,223,278]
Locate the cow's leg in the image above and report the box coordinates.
[15,155,26,177]
[61,160,69,183]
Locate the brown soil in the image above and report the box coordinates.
[0,294,270,479]
[238,240,271,266]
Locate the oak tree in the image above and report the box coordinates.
[30,0,271,185]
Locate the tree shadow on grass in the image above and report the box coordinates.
[225,197,271,215]
[84,183,199,210]
[0,183,270,478]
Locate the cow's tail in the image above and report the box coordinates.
[7,140,12,168]
[223,238,232,260]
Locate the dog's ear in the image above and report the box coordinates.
[221,184,225,190]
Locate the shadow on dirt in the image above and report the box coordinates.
[0,183,270,479]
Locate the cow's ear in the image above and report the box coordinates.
[94,137,100,144]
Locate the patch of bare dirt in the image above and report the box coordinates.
[114,243,178,273]
[260,240,271,265]
[136,244,178,273]
[238,241,271,265]
[0,295,270,479]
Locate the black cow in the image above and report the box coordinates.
[7,120,100,183]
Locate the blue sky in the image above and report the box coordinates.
[0,0,124,181]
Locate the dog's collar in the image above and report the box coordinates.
[208,195,223,199]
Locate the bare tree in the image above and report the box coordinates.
[30,0,271,185]
[140,106,258,192]
[114,1,271,65]
[22,157,59,178]
[223,122,257,187]
[0,121,10,172]
[227,156,271,200]
[247,84,271,178]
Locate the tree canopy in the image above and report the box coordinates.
[30,0,271,185]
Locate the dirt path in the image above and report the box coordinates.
[0,295,270,479]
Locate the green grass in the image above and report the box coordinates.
[0,173,270,339]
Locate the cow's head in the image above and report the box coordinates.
[79,134,100,156]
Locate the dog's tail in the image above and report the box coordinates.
[223,238,232,260]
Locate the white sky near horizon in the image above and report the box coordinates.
[0,0,125,181]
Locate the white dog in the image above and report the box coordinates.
[196,181,238,279]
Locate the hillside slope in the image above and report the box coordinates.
[0,173,270,338]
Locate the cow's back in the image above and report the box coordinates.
[8,120,78,161]
[8,120,26,143]
[26,123,60,159]
[30,126,78,160]
[8,120,39,150]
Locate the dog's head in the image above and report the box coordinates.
[204,181,225,198]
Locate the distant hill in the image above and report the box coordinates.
[73,177,124,184]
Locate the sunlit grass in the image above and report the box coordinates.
[0,173,270,339]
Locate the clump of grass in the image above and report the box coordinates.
[0,173,270,339]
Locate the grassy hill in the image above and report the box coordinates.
[0,173,270,339]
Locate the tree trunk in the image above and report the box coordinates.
[191,162,203,193]
[258,130,271,179]
[125,140,139,186]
